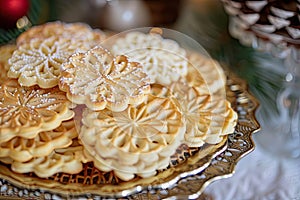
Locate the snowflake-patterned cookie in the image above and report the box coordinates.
[80,94,185,181]
[7,36,95,88]
[0,79,74,143]
[0,120,78,162]
[59,46,151,112]
[111,31,188,85]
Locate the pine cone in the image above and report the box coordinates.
[221,0,300,49]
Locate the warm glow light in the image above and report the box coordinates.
[16,16,31,29]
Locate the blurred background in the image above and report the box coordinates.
[1,0,300,199]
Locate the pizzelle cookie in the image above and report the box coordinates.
[168,81,212,147]
[8,35,99,88]
[59,46,151,112]
[0,120,78,162]
[150,80,237,147]
[203,99,237,144]
[182,91,236,146]
[170,80,237,147]
[187,52,226,95]
[9,139,87,178]
[0,79,74,143]
[80,94,186,181]
[150,82,210,147]
[16,21,106,45]
[111,31,188,85]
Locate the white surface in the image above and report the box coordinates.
[205,134,300,200]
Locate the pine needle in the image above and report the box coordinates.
[175,1,285,117]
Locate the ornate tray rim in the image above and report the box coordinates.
[159,72,261,199]
[0,136,228,197]
[0,73,260,199]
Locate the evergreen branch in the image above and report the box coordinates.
[0,0,45,45]
[175,1,285,117]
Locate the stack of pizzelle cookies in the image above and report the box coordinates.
[0,22,237,182]
[0,21,105,178]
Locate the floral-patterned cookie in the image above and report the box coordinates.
[111,32,188,85]
[59,46,151,112]
[8,36,95,88]
[80,94,185,181]
[0,79,74,142]
[149,80,237,147]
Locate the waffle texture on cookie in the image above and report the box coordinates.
[111,32,188,85]
[59,46,151,112]
[80,94,186,181]
[0,79,74,142]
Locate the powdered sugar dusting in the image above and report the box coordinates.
[0,79,74,142]
[8,36,96,88]
[59,46,151,112]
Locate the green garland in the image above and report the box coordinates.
[175,1,285,117]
